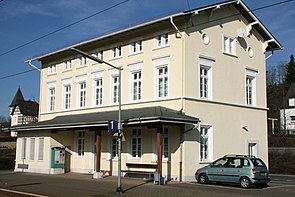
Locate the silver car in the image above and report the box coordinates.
[195,155,270,188]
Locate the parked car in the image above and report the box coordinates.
[195,155,270,188]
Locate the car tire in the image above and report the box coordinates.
[239,177,251,188]
[198,174,208,184]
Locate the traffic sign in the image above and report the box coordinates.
[108,120,118,132]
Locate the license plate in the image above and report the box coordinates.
[260,172,266,176]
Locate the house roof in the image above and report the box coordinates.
[12,106,199,131]
[9,88,39,117]
[28,0,282,62]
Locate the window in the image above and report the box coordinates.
[38,138,44,160]
[246,69,257,105]
[156,33,169,48]
[111,46,122,59]
[78,82,86,107]
[200,126,211,161]
[77,131,85,156]
[49,87,55,111]
[94,79,103,105]
[78,56,86,67]
[92,51,103,64]
[21,138,27,160]
[64,85,71,109]
[64,60,72,71]
[248,141,258,157]
[157,67,168,98]
[29,138,35,160]
[131,71,142,101]
[131,129,141,158]
[223,36,236,55]
[48,64,56,75]
[131,40,142,54]
[162,128,169,160]
[199,57,214,99]
[112,76,119,103]
[112,138,118,158]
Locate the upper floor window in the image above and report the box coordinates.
[157,67,168,98]
[131,71,142,101]
[199,57,214,100]
[78,56,86,67]
[92,50,103,64]
[246,69,257,106]
[48,64,56,75]
[48,87,55,111]
[111,46,122,59]
[64,84,71,109]
[112,76,119,103]
[94,78,103,105]
[78,82,86,107]
[155,33,169,48]
[64,60,72,71]
[223,36,236,56]
[130,40,142,54]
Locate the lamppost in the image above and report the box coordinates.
[70,48,123,193]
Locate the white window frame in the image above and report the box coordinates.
[110,69,120,104]
[223,35,236,56]
[247,140,259,157]
[64,84,71,110]
[76,131,85,157]
[47,82,56,112]
[78,56,86,67]
[153,56,169,99]
[129,62,143,102]
[130,40,143,55]
[155,33,169,48]
[111,137,118,159]
[162,127,169,161]
[21,138,27,160]
[48,64,56,75]
[111,45,122,59]
[29,138,35,160]
[38,137,44,160]
[131,128,142,159]
[63,60,72,71]
[246,68,257,106]
[92,50,103,64]
[92,71,103,106]
[131,71,142,101]
[199,57,213,100]
[199,125,213,163]
[76,75,87,108]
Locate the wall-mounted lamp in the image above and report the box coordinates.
[242,125,248,131]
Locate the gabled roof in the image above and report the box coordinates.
[28,0,282,62]
[9,88,39,116]
[12,106,199,131]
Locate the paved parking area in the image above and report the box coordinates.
[0,171,295,197]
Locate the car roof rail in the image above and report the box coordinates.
[223,154,249,158]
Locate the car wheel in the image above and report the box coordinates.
[239,177,251,188]
[198,174,208,184]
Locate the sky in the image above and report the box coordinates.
[0,0,294,117]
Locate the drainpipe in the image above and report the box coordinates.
[26,60,41,72]
[265,50,274,60]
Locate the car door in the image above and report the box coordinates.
[222,158,243,183]
[207,158,228,182]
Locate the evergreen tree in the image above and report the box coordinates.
[284,54,295,92]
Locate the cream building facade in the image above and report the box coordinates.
[14,0,281,182]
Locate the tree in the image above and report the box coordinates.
[0,115,11,128]
[284,54,295,92]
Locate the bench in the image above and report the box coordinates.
[121,163,158,180]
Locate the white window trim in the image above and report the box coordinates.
[129,62,143,102]
[91,50,103,65]
[62,78,72,110]
[47,64,56,75]
[153,56,170,99]
[63,60,72,71]
[246,68,257,106]
[38,137,44,161]
[110,69,120,104]
[78,56,87,68]
[199,57,214,100]
[76,75,87,108]
[246,140,259,157]
[110,45,122,60]
[75,131,85,157]
[199,124,213,163]
[129,128,142,160]
[21,137,27,160]
[29,138,35,161]
[129,40,143,55]
[223,35,236,56]
[154,32,169,49]
[162,127,169,161]
[47,82,56,112]
[92,71,104,106]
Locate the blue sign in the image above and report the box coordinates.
[108,120,118,132]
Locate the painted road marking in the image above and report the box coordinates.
[0,188,49,197]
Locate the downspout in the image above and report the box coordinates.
[265,50,274,60]
[170,16,185,181]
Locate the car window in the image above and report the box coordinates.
[243,159,250,167]
[212,158,228,167]
[251,158,266,167]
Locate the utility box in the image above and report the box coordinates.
[50,147,65,174]
[154,172,165,185]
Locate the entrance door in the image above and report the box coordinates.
[64,146,71,173]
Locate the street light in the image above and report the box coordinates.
[70,48,123,193]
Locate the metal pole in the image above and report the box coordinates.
[116,68,123,193]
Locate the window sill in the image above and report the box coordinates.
[129,51,143,57]
[62,69,72,73]
[77,65,87,69]
[153,45,170,51]
[47,73,56,76]
[109,56,122,61]
[199,160,212,164]
[223,52,238,58]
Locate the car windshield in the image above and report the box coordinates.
[251,158,266,167]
